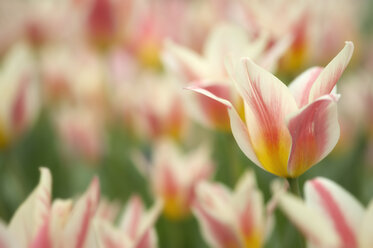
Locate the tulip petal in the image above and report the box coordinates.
[119,195,144,240]
[186,85,262,168]
[8,168,51,247]
[163,40,209,81]
[286,95,339,177]
[227,58,298,177]
[360,200,373,248]
[134,199,163,248]
[204,24,252,75]
[49,199,73,246]
[62,177,100,248]
[305,177,364,248]
[192,82,232,130]
[279,192,339,247]
[0,221,17,248]
[96,220,132,248]
[193,183,242,248]
[308,41,354,102]
[233,172,264,247]
[288,67,323,108]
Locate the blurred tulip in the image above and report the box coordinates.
[0,42,40,148]
[193,171,271,248]
[308,0,361,66]
[164,23,290,131]
[125,0,188,69]
[0,167,100,248]
[76,0,132,50]
[189,42,353,178]
[279,177,373,248]
[96,195,163,248]
[239,0,310,74]
[0,0,78,49]
[127,72,189,141]
[40,44,109,113]
[134,140,214,220]
[54,105,106,163]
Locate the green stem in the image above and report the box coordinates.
[287,177,301,197]
[287,177,306,248]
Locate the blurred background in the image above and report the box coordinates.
[0,0,373,247]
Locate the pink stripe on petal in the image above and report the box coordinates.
[126,196,144,239]
[308,42,354,102]
[12,76,28,134]
[30,218,51,248]
[194,203,241,248]
[195,83,232,130]
[287,95,339,177]
[288,67,323,108]
[311,180,357,248]
[8,168,52,247]
[75,177,100,248]
[135,229,152,248]
[186,86,262,168]
[238,58,297,177]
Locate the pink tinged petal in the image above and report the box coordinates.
[193,182,242,248]
[62,177,100,248]
[360,200,373,248]
[279,192,340,247]
[288,67,323,108]
[163,40,209,81]
[133,200,163,248]
[11,76,28,134]
[286,95,340,177]
[230,58,298,177]
[95,220,132,248]
[233,172,264,246]
[30,218,51,248]
[119,195,145,239]
[305,178,364,248]
[87,0,115,39]
[193,203,242,248]
[186,86,262,169]
[8,168,52,247]
[308,41,354,102]
[135,229,157,248]
[258,34,293,72]
[193,82,232,130]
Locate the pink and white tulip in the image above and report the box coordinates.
[279,177,373,248]
[0,42,40,148]
[134,140,214,220]
[0,167,100,248]
[164,23,290,130]
[54,105,106,163]
[189,42,353,178]
[95,195,163,248]
[193,171,271,248]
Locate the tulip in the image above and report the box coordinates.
[239,0,311,74]
[54,105,106,163]
[188,42,353,178]
[95,195,163,248]
[0,42,40,148]
[0,167,100,248]
[40,44,108,111]
[130,73,189,141]
[193,171,271,248]
[278,177,373,248]
[164,23,290,130]
[79,0,132,49]
[133,140,214,220]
